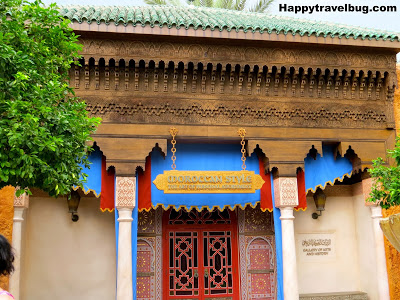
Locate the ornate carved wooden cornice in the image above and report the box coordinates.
[73,37,397,176]
[77,38,397,79]
[72,37,397,130]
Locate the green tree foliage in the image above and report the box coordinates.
[368,138,400,209]
[144,0,274,13]
[0,0,100,196]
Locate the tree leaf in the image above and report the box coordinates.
[0,0,99,197]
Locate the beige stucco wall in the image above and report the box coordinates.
[352,183,378,300]
[295,64,399,298]
[20,195,116,300]
[295,185,378,298]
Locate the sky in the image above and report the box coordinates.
[44,0,400,59]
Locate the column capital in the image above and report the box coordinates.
[115,176,136,209]
[117,207,134,222]
[13,207,25,223]
[280,206,295,220]
[274,176,299,208]
[14,188,29,209]
[273,163,303,178]
[370,205,383,219]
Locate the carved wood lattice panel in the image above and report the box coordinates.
[169,231,200,297]
[164,208,239,300]
[203,231,234,296]
[168,209,231,225]
[167,230,236,299]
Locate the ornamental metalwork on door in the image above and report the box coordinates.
[163,208,239,300]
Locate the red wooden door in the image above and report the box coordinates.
[163,209,239,300]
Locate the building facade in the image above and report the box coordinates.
[3,5,400,300]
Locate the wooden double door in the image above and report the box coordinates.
[163,209,239,300]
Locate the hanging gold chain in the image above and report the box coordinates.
[237,128,247,171]
[170,127,178,170]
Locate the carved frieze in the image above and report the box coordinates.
[78,38,396,76]
[84,97,388,129]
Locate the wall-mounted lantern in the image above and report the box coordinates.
[67,190,81,222]
[312,188,326,219]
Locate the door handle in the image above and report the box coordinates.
[204,269,208,278]
[194,269,199,278]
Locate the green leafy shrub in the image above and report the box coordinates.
[369,138,400,209]
[0,0,100,196]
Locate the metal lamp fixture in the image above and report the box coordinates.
[67,190,81,222]
[312,188,326,219]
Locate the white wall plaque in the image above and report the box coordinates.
[297,233,336,261]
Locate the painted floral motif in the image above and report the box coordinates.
[137,241,152,273]
[247,237,276,299]
[138,209,155,233]
[249,273,275,299]
[137,239,155,300]
[136,277,151,299]
[244,204,273,232]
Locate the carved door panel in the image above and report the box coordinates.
[203,231,235,299]
[168,231,200,299]
[163,209,239,300]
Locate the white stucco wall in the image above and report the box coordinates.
[294,184,380,298]
[20,194,116,300]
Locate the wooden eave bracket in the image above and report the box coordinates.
[91,137,167,176]
[248,140,322,176]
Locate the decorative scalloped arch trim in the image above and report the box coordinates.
[100,207,114,212]
[138,201,272,212]
[306,171,354,193]
[71,185,101,198]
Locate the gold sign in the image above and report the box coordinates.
[153,170,265,194]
